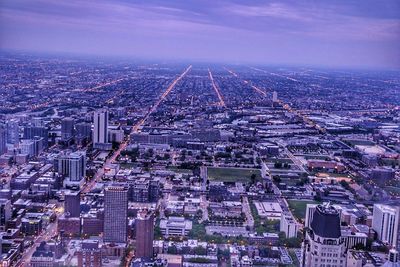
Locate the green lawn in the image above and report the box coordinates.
[207,167,262,183]
[167,166,193,174]
[287,200,319,220]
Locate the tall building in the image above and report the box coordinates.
[75,122,92,145]
[135,210,154,259]
[280,213,301,238]
[93,109,109,149]
[272,91,278,102]
[57,151,86,182]
[372,204,399,248]
[64,190,81,218]
[0,199,12,230]
[104,185,128,243]
[61,118,75,141]
[303,204,347,267]
[19,139,35,157]
[23,125,49,147]
[0,126,6,155]
[305,203,318,228]
[6,119,19,145]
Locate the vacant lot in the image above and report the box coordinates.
[207,167,261,183]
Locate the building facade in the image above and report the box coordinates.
[104,185,128,243]
[135,210,154,259]
[303,204,347,267]
[372,204,399,248]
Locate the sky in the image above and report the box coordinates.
[1,0,400,68]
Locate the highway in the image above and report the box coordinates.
[208,69,226,107]
[250,67,299,82]
[82,65,192,194]
[248,66,325,133]
[225,68,267,97]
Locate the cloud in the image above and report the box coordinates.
[0,0,399,68]
[224,2,313,22]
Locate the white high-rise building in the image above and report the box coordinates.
[93,110,109,149]
[272,91,278,102]
[303,204,347,267]
[372,204,399,248]
[57,151,86,182]
[6,119,19,145]
[20,139,35,157]
[305,203,318,228]
[104,186,128,243]
[280,213,301,238]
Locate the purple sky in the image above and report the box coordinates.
[1,0,399,68]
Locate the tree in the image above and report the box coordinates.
[274,162,282,169]
[250,173,257,184]
[194,246,207,255]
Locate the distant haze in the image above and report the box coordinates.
[1,0,399,68]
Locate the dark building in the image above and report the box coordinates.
[135,210,154,259]
[61,117,75,141]
[75,122,92,145]
[303,204,347,266]
[129,178,159,203]
[64,190,81,217]
[23,126,49,147]
[371,167,395,185]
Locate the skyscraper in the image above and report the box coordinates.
[104,185,128,243]
[0,126,6,155]
[61,117,75,141]
[64,190,81,218]
[23,125,49,147]
[6,119,19,145]
[0,199,12,230]
[372,204,399,248]
[20,139,40,158]
[272,91,278,102]
[93,109,108,149]
[135,210,154,259]
[57,151,86,182]
[303,204,347,267]
[75,122,92,145]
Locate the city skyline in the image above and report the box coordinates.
[1,0,400,69]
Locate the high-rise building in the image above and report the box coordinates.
[104,185,128,243]
[135,210,154,259]
[303,204,347,267]
[57,151,86,182]
[372,204,399,248]
[6,119,19,145]
[305,203,318,228]
[0,126,6,155]
[19,139,35,157]
[272,91,278,102]
[64,190,81,218]
[280,213,300,238]
[0,199,12,230]
[61,118,75,141]
[75,122,92,145]
[93,110,109,149]
[23,125,49,147]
